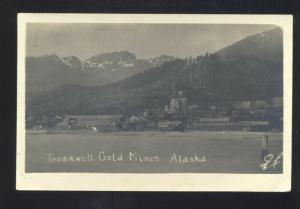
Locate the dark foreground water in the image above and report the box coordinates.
[25,131,283,173]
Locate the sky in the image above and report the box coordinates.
[26,23,275,60]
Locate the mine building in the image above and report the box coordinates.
[55,115,123,132]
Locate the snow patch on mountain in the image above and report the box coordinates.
[118,61,134,68]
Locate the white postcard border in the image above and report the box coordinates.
[17,14,293,191]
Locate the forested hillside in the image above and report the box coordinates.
[26,27,283,122]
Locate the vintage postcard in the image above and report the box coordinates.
[17,14,293,191]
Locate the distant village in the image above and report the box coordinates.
[26,89,283,133]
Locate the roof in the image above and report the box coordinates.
[196,117,230,122]
[67,115,122,120]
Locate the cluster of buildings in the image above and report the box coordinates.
[54,91,189,132]
[31,91,281,133]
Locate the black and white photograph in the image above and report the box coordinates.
[16,14,292,191]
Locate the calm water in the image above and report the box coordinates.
[25,131,283,173]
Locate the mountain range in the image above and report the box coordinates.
[26,51,175,92]
[26,27,283,119]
